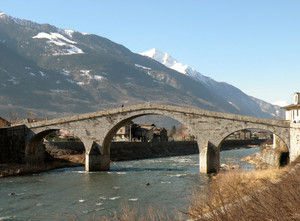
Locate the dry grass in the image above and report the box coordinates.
[98,158,300,221]
[3,155,300,220]
[66,203,182,221]
[187,157,300,220]
[110,203,180,221]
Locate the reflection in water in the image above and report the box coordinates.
[0,148,258,220]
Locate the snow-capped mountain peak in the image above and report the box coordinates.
[140,48,213,84]
[140,48,188,76]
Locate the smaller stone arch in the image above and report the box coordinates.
[25,129,59,165]
[215,127,290,169]
[25,128,87,166]
[218,129,266,149]
[216,126,290,152]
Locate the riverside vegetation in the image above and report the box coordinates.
[91,156,300,221]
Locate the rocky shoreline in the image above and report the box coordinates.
[242,144,289,169]
[242,153,264,168]
[0,157,84,178]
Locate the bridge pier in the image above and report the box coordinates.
[199,141,219,174]
[85,141,110,172]
[25,134,47,166]
[85,153,110,171]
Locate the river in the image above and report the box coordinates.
[0,148,259,220]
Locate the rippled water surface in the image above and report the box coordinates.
[0,148,258,220]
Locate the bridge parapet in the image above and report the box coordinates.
[26,104,290,129]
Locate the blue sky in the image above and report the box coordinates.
[1,0,299,105]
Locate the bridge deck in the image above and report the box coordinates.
[26,104,290,129]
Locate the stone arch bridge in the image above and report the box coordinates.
[25,104,291,173]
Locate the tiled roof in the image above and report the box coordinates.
[281,104,300,110]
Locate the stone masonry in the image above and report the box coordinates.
[24,104,291,174]
[289,123,300,162]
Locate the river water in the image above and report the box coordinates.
[0,148,259,220]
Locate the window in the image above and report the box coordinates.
[295,94,298,104]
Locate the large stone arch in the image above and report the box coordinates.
[25,129,58,165]
[25,126,87,165]
[101,110,199,157]
[82,109,202,172]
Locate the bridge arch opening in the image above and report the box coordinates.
[101,114,199,168]
[25,129,85,167]
[218,128,289,169]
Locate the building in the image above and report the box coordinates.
[153,127,168,142]
[113,122,167,142]
[0,117,10,127]
[237,129,252,140]
[114,121,133,141]
[282,92,300,123]
[132,123,155,142]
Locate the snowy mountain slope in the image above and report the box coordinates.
[32,32,84,55]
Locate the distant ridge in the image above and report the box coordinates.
[140,48,284,119]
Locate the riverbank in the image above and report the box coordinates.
[102,156,300,220]
[45,140,262,162]
[0,140,261,178]
[0,155,84,178]
[186,156,300,220]
[1,148,290,220]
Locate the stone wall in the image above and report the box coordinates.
[110,141,198,161]
[244,135,290,169]
[44,139,265,162]
[44,141,199,161]
[0,125,26,163]
[45,142,85,151]
[260,147,281,167]
[290,123,300,162]
[221,139,267,149]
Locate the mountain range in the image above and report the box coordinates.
[0,12,284,122]
[140,48,284,119]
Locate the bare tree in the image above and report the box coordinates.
[27,111,36,121]
[8,111,20,124]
